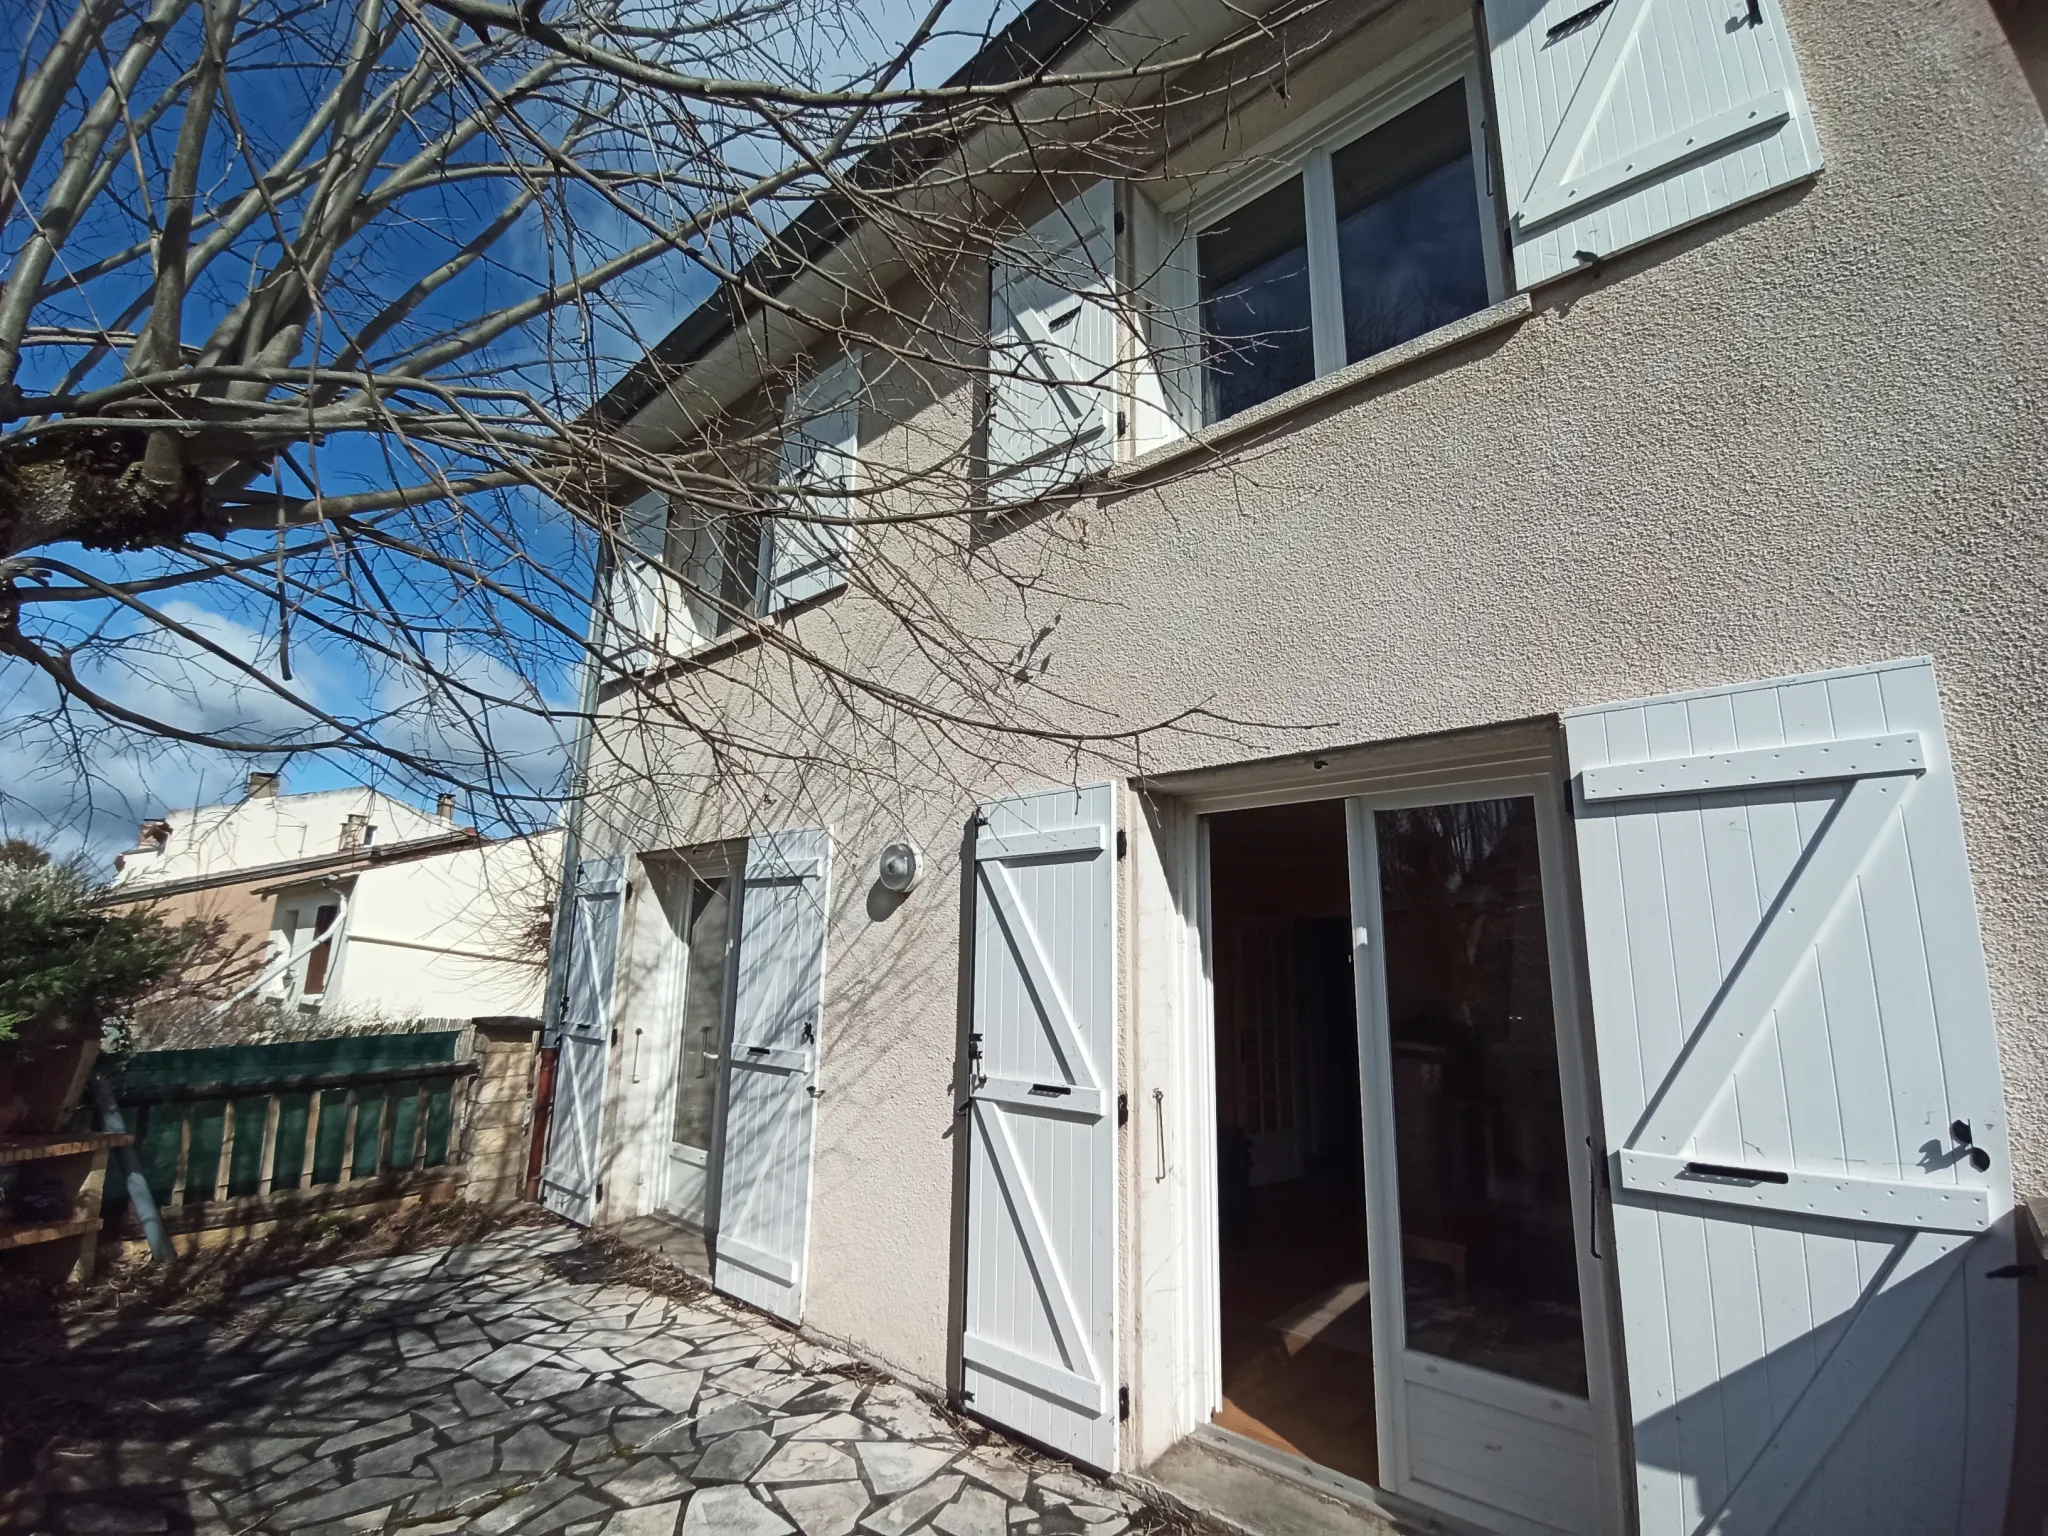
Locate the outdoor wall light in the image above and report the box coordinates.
[877,840,922,894]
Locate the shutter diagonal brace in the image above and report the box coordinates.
[974,853,1101,1094]
[1699,1228,1966,1534]
[1515,0,1790,232]
[1625,770,1915,1159]
[970,1096,1105,1395]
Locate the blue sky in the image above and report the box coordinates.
[1,0,1028,867]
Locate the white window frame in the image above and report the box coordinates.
[661,491,761,659]
[759,349,862,616]
[1157,23,1503,419]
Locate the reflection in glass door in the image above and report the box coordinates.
[1349,793,1606,1534]
[663,872,733,1229]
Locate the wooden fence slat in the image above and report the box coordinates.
[171,1106,192,1207]
[375,1088,397,1178]
[410,1083,430,1172]
[299,1092,322,1190]
[214,1100,236,1205]
[339,1089,360,1189]
[256,1094,282,1196]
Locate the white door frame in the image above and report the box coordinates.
[1126,733,1630,1533]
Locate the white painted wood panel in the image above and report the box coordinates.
[764,357,858,614]
[541,856,626,1225]
[1482,0,1823,286]
[962,782,1119,1470]
[987,183,1118,504]
[712,827,830,1321]
[1566,658,2015,1535]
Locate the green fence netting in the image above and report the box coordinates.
[104,1031,461,1218]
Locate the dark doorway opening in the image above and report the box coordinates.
[1207,800,1377,1485]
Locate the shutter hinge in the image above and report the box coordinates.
[1560,777,1577,819]
[611,1027,620,1047]
[595,1181,605,1205]
[1117,1092,1129,1127]
[1118,1385,1130,1421]
[1113,209,1126,236]
[1116,829,1128,860]
[1115,411,1126,438]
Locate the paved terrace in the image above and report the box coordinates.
[0,1225,1156,1536]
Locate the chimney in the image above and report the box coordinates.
[245,769,280,799]
[139,818,170,851]
[436,793,456,822]
[340,812,370,851]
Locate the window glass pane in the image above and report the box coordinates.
[1198,175,1313,423]
[671,876,730,1149]
[1375,797,1589,1397]
[1331,81,1489,365]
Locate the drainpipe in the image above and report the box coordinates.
[91,1075,174,1263]
[194,887,350,1026]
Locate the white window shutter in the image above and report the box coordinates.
[762,354,859,615]
[540,854,626,1226]
[1123,182,1202,456]
[1565,658,2014,1533]
[987,181,1118,504]
[605,490,669,671]
[712,826,831,1322]
[960,783,1119,1470]
[1483,0,1823,287]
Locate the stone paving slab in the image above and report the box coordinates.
[0,1225,1151,1536]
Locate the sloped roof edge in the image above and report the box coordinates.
[589,0,1132,430]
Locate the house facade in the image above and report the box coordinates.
[544,1,2048,1532]
[112,774,558,1037]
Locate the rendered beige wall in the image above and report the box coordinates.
[582,0,2048,1403]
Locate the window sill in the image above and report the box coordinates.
[1107,292,1533,487]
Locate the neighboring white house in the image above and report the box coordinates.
[113,772,559,1030]
[547,2,2048,1534]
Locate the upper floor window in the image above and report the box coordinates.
[600,357,858,673]
[1194,71,1499,426]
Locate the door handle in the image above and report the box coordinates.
[1028,1083,1072,1097]
[1153,1087,1167,1183]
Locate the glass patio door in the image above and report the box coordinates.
[1346,791,1611,1535]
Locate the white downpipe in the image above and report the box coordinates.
[198,887,350,1025]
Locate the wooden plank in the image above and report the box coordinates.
[0,1216,96,1250]
[170,1107,191,1207]
[976,825,1106,862]
[410,1083,430,1172]
[1582,734,1923,803]
[971,1075,1106,1119]
[339,1090,360,1188]
[375,1088,397,1178]
[256,1095,282,1196]
[214,1099,236,1205]
[969,1101,1100,1397]
[1634,773,1909,1154]
[299,1091,322,1190]
[976,858,1100,1093]
[0,1133,133,1165]
[1618,1152,1991,1232]
[1701,1231,1965,1534]
[962,1330,1106,1416]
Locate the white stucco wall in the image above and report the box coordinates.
[579,0,2048,1400]
[330,832,560,1021]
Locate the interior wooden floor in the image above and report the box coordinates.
[1215,1175,1379,1486]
